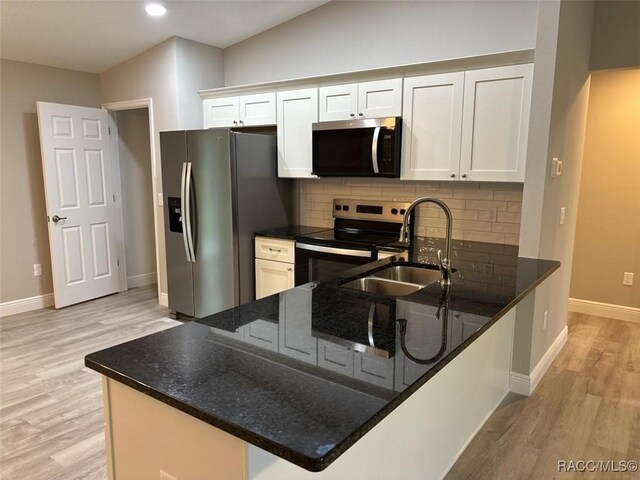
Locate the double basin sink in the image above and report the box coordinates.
[341,264,443,296]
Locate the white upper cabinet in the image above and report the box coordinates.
[460,64,533,182]
[203,93,276,128]
[401,72,464,181]
[203,97,239,128]
[318,78,402,121]
[401,64,533,182]
[276,88,318,178]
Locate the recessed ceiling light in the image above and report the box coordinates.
[145,4,167,17]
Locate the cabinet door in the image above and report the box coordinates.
[317,339,354,377]
[276,88,318,178]
[239,93,276,126]
[354,351,394,390]
[255,258,294,300]
[243,319,279,352]
[460,64,533,182]
[357,78,403,118]
[203,97,239,128]
[279,284,317,364]
[318,83,358,121]
[401,73,464,181]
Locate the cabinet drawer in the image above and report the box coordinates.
[255,237,295,263]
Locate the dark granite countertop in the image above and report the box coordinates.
[85,237,559,472]
[254,225,331,240]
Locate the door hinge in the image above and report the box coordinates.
[113,194,116,203]
[108,126,111,135]
[117,259,120,267]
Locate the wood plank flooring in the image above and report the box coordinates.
[446,312,640,480]
[0,286,179,480]
[1,290,638,479]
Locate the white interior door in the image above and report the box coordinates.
[37,102,120,308]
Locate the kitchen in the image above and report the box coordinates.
[3,0,640,480]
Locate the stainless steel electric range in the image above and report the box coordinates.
[295,198,411,285]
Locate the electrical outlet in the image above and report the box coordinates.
[160,471,177,480]
[623,272,634,286]
[559,207,566,225]
[488,207,497,221]
[543,311,548,330]
[551,158,563,177]
[33,264,42,277]
[158,193,164,207]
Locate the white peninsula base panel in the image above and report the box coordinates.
[101,310,515,480]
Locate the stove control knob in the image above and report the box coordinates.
[400,209,406,215]
[391,208,398,215]
[343,205,349,211]
[335,205,342,210]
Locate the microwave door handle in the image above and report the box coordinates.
[371,126,381,174]
[180,162,192,263]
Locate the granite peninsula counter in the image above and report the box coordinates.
[86,238,559,480]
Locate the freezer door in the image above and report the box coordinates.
[232,132,293,305]
[160,131,194,316]
[187,130,236,318]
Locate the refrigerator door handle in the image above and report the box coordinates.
[185,161,196,262]
[180,162,192,263]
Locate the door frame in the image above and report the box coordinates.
[101,98,162,304]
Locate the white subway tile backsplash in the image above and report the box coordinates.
[298,179,523,246]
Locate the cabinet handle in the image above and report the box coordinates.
[268,248,282,253]
[461,173,467,179]
[450,173,456,179]
[287,267,292,272]
[233,120,238,125]
[358,112,364,117]
[350,113,355,117]
[239,120,244,125]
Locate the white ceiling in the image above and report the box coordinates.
[0,0,329,74]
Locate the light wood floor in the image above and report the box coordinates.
[1,290,638,480]
[447,312,640,480]
[0,286,179,480]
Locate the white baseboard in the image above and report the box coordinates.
[509,325,568,396]
[159,292,168,307]
[0,293,54,318]
[127,272,157,288]
[568,297,640,323]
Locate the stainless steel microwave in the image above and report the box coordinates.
[312,117,402,177]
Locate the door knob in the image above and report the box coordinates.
[52,215,67,223]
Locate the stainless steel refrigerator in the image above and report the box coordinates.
[160,129,292,318]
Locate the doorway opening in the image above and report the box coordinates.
[103,99,163,304]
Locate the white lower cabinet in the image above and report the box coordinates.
[255,259,294,300]
[254,237,295,300]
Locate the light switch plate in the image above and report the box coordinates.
[551,158,563,177]
[623,272,634,286]
[158,193,164,207]
[559,207,566,225]
[33,264,43,277]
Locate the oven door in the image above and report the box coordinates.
[295,242,376,285]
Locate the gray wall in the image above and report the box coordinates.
[590,0,640,70]
[117,108,157,280]
[513,0,594,375]
[0,60,102,303]
[223,0,538,85]
[100,37,224,301]
[175,37,225,130]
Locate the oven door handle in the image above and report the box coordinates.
[296,242,373,258]
[371,126,381,174]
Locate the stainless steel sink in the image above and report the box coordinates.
[370,265,442,285]
[340,277,424,296]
